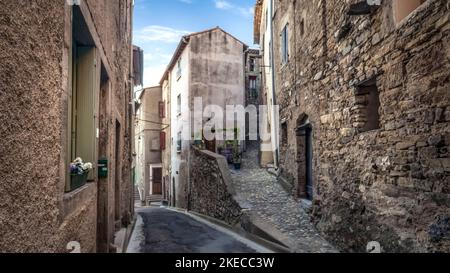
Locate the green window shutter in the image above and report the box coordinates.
[75,47,98,181]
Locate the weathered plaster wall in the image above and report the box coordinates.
[136,86,162,198]
[169,28,246,210]
[189,28,246,133]
[86,0,134,230]
[0,0,133,253]
[257,0,278,167]
[0,0,75,253]
[272,0,450,252]
[170,45,190,209]
[161,79,172,203]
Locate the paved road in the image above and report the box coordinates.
[127,207,270,253]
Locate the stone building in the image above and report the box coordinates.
[244,49,263,149]
[255,0,450,252]
[135,86,164,205]
[0,0,137,253]
[245,49,262,108]
[160,27,247,209]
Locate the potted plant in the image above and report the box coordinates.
[69,157,93,192]
[232,141,242,170]
[227,139,238,163]
[218,145,224,155]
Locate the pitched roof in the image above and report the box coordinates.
[253,0,263,45]
[159,27,248,84]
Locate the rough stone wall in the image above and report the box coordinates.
[189,147,243,226]
[0,0,133,253]
[272,0,450,252]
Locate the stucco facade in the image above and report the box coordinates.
[161,27,247,209]
[0,0,135,253]
[255,0,450,252]
[255,0,279,168]
[135,86,163,203]
[161,78,172,204]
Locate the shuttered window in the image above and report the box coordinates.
[69,46,99,185]
[67,7,100,192]
[281,24,289,64]
[159,101,165,118]
[160,131,166,150]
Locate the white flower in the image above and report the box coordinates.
[82,163,93,170]
[74,157,83,164]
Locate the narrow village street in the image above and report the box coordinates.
[126,207,271,253]
[231,142,338,253]
[1,0,449,256]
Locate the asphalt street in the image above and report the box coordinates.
[126,207,270,253]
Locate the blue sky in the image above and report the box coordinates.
[133,0,256,87]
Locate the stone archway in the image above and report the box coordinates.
[296,114,314,200]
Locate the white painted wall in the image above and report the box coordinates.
[170,46,190,206]
[260,0,279,166]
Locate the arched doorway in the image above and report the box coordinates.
[296,115,314,201]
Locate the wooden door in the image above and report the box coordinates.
[152,167,162,195]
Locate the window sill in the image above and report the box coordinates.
[62,182,96,219]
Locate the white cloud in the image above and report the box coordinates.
[143,52,172,63]
[143,64,167,87]
[141,50,174,87]
[215,0,233,10]
[214,0,254,17]
[134,25,191,44]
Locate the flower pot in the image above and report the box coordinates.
[220,148,233,164]
[69,172,88,192]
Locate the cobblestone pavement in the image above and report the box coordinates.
[230,141,338,253]
[127,207,271,253]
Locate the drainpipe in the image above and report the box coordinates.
[269,0,279,169]
[293,0,298,107]
[129,0,135,217]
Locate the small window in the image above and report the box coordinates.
[67,6,98,192]
[160,131,166,150]
[300,19,305,37]
[281,24,289,64]
[177,59,182,79]
[159,101,165,118]
[269,41,273,65]
[177,95,181,115]
[281,122,288,145]
[355,78,380,132]
[394,0,427,24]
[249,57,256,72]
[177,132,182,153]
[249,76,258,98]
[265,9,269,31]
